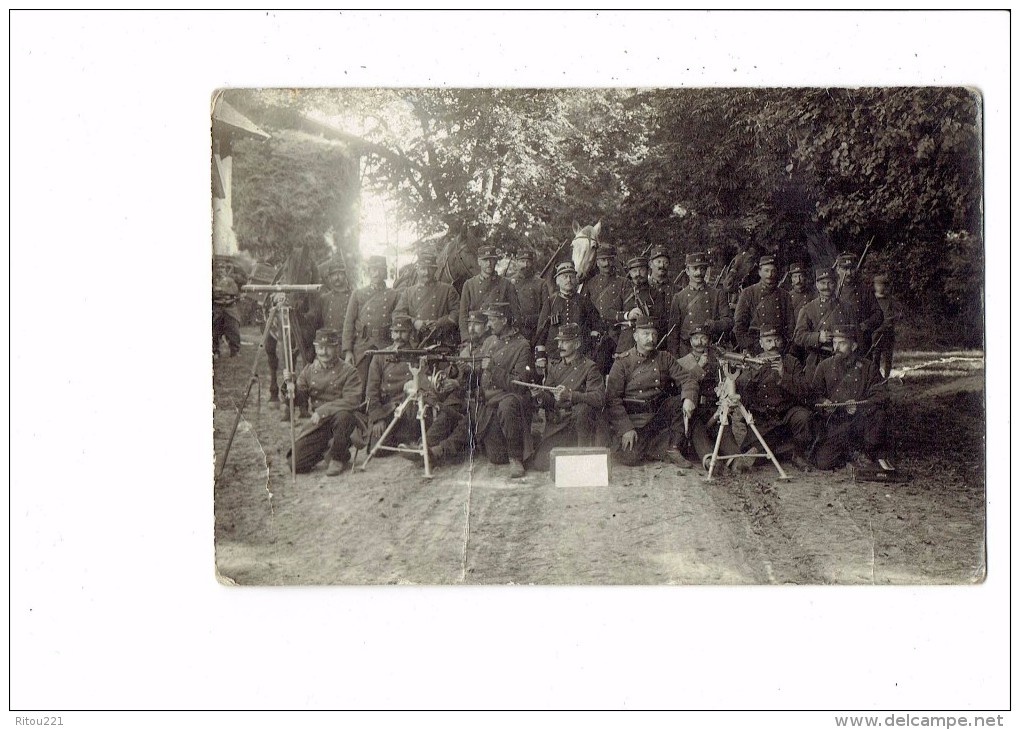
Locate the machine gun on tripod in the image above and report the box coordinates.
[703,349,791,481]
[357,348,487,478]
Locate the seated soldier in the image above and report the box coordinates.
[476,301,535,478]
[287,328,363,476]
[732,326,815,473]
[606,315,699,468]
[676,324,741,467]
[812,324,894,472]
[403,309,489,466]
[365,314,419,454]
[527,323,606,472]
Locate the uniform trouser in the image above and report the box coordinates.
[426,404,472,461]
[872,337,895,379]
[593,333,618,375]
[481,396,526,464]
[813,407,888,470]
[372,406,423,456]
[289,411,358,473]
[687,406,741,462]
[528,404,599,471]
[613,396,685,466]
[741,407,815,457]
[213,309,241,354]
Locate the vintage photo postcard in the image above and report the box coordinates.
[212,87,984,586]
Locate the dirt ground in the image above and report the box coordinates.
[213,327,985,585]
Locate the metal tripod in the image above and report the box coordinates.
[215,286,319,485]
[705,362,789,481]
[358,356,434,478]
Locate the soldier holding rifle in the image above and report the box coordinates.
[534,261,601,359]
[834,250,884,350]
[342,255,401,398]
[458,245,522,343]
[600,255,669,356]
[666,251,733,357]
[524,324,606,471]
[606,315,699,468]
[794,267,845,379]
[394,250,460,348]
[510,249,547,344]
[733,255,797,354]
[811,324,893,472]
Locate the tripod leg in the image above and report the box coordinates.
[359,395,414,470]
[279,308,298,484]
[706,417,727,481]
[739,404,790,480]
[216,309,280,482]
[418,396,432,479]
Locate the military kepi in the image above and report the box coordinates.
[815,267,836,282]
[314,328,342,346]
[832,323,858,339]
[555,261,577,277]
[633,314,658,330]
[685,252,710,267]
[478,245,500,260]
[689,323,711,337]
[554,323,582,340]
[367,254,388,270]
[626,255,649,270]
[390,313,413,332]
[482,301,512,319]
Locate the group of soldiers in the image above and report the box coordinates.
[215,242,900,481]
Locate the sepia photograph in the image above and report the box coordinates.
[212,86,985,587]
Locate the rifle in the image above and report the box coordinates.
[365,347,487,365]
[540,238,572,280]
[835,237,874,299]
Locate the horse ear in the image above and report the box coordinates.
[592,221,602,238]
[572,221,581,235]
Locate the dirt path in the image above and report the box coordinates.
[213,333,985,586]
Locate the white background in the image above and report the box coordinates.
[7,9,1011,723]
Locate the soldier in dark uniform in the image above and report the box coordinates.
[648,245,681,316]
[585,244,627,374]
[600,255,669,357]
[676,324,740,466]
[342,255,401,399]
[606,315,699,468]
[794,267,846,379]
[510,249,547,344]
[733,255,797,354]
[458,245,522,343]
[834,251,884,350]
[319,259,352,334]
[667,251,733,357]
[365,314,419,453]
[212,259,242,358]
[786,262,814,364]
[732,326,816,473]
[812,324,893,471]
[871,273,898,379]
[527,323,606,471]
[288,328,363,476]
[534,261,600,359]
[395,251,460,348]
[475,302,534,478]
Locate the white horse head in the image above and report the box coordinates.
[571,220,601,279]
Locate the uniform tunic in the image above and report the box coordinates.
[599,282,669,354]
[528,354,606,470]
[212,275,241,354]
[476,329,534,462]
[512,274,548,343]
[733,282,797,353]
[534,291,600,353]
[811,351,889,468]
[666,284,733,355]
[458,273,522,342]
[836,275,884,347]
[584,272,627,321]
[320,287,352,333]
[342,283,401,392]
[872,295,898,376]
[365,346,414,423]
[788,287,814,325]
[395,281,459,327]
[290,357,364,472]
[793,296,845,375]
[734,355,814,453]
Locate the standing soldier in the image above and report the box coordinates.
[365,314,419,451]
[786,262,814,364]
[287,328,363,477]
[733,254,797,354]
[732,326,816,473]
[648,245,681,314]
[534,261,600,359]
[395,250,460,347]
[342,255,401,399]
[834,251,884,350]
[812,324,894,472]
[601,255,669,357]
[871,272,898,379]
[475,302,534,479]
[584,244,627,374]
[667,251,733,357]
[458,245,522,343]
[676,324,741,467]
[794,267,845,379]
[319,258,352,335]
[606,315,699,468]
[212,259,242,358]
[527,323,606,471]
[510,249,547,344]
